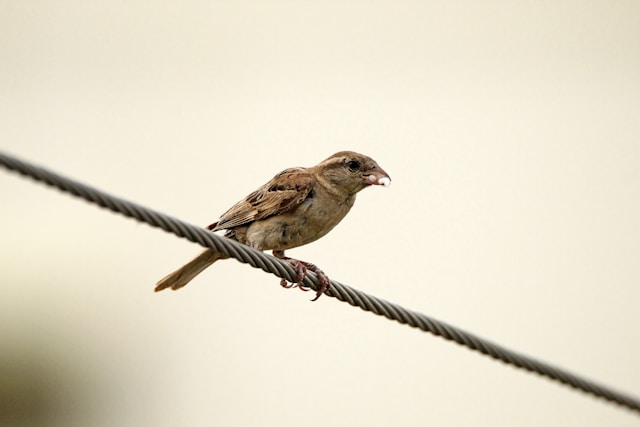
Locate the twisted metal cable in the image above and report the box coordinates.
[2,150,639,415]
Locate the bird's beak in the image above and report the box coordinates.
[363,165,391,187]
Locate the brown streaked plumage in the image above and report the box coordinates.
[154,151,390,300]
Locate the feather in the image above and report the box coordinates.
[208,167,315,231]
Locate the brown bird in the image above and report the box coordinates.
[154,151,391,300]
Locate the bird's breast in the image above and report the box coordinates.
[244,193,356,251]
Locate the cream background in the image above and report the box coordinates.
[1,1,639,426]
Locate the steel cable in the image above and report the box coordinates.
[1,150,639,414]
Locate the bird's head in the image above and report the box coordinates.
[315,151,391,195]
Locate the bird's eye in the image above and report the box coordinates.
[346,159,361,172]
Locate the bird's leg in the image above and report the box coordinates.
[273,250,331,301]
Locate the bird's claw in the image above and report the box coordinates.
[278,258,330,301]
[280,258,306,288]
[307,265,330,302]
[279,278,295,288]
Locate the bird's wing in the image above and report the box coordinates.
[208,167,315,231]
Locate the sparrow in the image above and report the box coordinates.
[154,151,391,300]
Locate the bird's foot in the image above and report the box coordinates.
[274,252,330,301]
[279,259,306,289]
[300,260,331,301]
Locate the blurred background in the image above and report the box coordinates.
[1,1,639,426]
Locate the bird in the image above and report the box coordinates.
[154,151,391,300]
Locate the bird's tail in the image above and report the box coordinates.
[154,249,228,292]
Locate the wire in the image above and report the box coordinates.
[1,150,639,415]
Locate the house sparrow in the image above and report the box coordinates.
[154,151,391,300]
